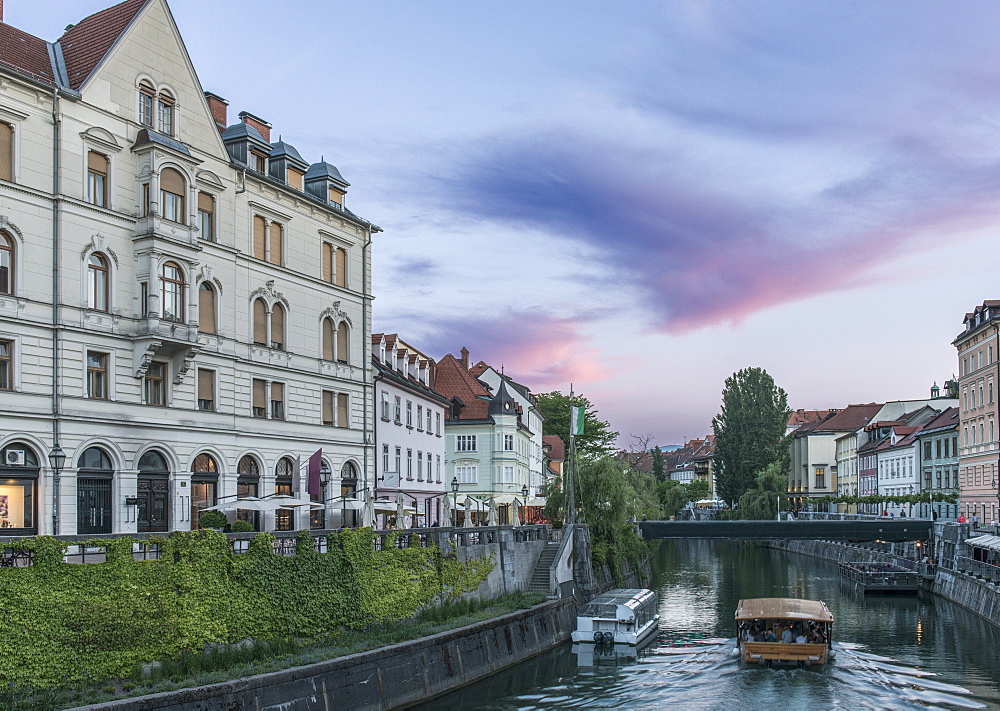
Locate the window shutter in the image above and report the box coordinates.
[253,216,266,259]
[270,305,284,347]
[335,248,347,287]
[0,123,12,182]
[323,391,334,425]
[338,393,349,427]
[287,167,304,191]
[271,382,283,402]
[322,244,332,283]
[322,319,334,361]
[160,167,185,194]
[198,369,214,400]
[269,222,282,265]
[198,192,213,213]
[253,299,267,344]
[87,151,108,174]
[198,283,216,334]
[252,379,265,409]
[337,321,348,362]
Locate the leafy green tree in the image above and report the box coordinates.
[652,446,665,481]
[712,367,790,506]
[686,479,711,502]
[536,391,618,460]
[736,462,789,520]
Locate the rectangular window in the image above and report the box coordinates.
[287,166,304,191]
[417,452,424,481]
[394,396,401,423]
[455,465,477,484]
[157,98,174,136]
[270,382,284,419]
[382,445,389,473]
[815,467,825,489]
[250,150,266,173]
[935,439,941,459]
[436,455,442,483]
[87,351,108,399]
[406,401,413,427]
[161,190,184,223]
[924,441,932,460]
[87,151,108,207]
[252,378,266,418]
[139,90,154,127]
[268,222,283,266]
[502,466,514,483]
[417,405,423,430]
[253,215,266,260]
[198,192,214,241]
[322,243,333,283]
[381,391,390,420]
[406,449,413,480]
[337,393,349,428]
[395,447,401,476]
[145,362,166,405]
[436,412,441,436]
[322,391,334,426]
[457,435,477,452]
[198,369,215,411]
[504,434,514,451]
[335,247,347,288]
[0,339,11,390]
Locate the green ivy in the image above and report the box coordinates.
[0,529,493,690]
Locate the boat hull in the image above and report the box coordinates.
[740,641,828,666]
[571,616,660,646]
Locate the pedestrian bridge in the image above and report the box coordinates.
[638,519,933,542]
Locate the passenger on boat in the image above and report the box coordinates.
[780,625,794,643]
[763,628,777,642]
[795,631,808,644]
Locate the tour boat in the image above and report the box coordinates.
[735,597,834,667]
[572,588,660,645]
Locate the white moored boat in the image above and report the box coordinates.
[572,588,660,645]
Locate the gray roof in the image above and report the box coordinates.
[269,140,308,169]
[132,129,191,156]
[221,121,270,149]
[305,161,350,188]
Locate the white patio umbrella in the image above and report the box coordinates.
[512,497,522,527]
[464,496,472,527]
[200,497,268,512]
[443,492,452,526]
[487,497,498,527]
[396,492,407,529]
[361,489,374,528]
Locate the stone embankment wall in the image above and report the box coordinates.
[451,529,548,602]
[75,598,577,711]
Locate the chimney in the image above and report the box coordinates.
[238,111,271,142]
[204,92,228,132]
[460,347,469,369]
[1,0,5,23]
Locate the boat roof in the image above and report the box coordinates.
[586,588,655,606]
[735,598,833,623]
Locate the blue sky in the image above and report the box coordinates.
[15,1,1000,445]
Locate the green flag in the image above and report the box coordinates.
[571,406,585,436]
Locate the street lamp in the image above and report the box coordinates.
[521,484,529,500]
[451,476,459,527]
[48,444,66,535]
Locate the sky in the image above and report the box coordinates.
[14,1,1000,447]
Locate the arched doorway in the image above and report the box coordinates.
[341,461,358,528]
[77,447,113,534]
[191,453,218,529]
[137,450,170,532]
[0,442,38,533]
[237,455,261,531]
[274,457,294,531]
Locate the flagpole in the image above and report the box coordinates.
[568,384,576,525]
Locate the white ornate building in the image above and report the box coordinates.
[0,0,378,536]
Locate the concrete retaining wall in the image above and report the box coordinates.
[75,598,577,711]
[455,533,547,602]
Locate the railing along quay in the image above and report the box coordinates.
[958,556,1000,585]
[0,524,552,568]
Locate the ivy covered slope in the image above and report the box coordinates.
[0,530,493,688]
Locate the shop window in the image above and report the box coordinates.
[191,453,218,530]
[160,167,186,223]
[0,230,14,294]
[198,282,216,334]
[87,253,110,312]
[87,151,109,207]
[0,442,38,532]
[237,455,261,530]
[161,261,185,322]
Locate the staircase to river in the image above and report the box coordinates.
[527,541,561,593]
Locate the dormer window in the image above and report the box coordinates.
[288,166,304,191]
[250,150,266,173]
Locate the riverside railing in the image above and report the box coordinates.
[0,524,552,568]
[958,556,1000,585]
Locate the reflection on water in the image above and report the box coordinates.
[418,541,1000,710]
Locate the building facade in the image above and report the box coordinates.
[915,407,959,520]
[372,334,448,527]
[954,301,1000,523]
[0,0,377,536]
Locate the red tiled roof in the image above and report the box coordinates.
[921,407,959,431]
[59,0,149,90]
[787,409,836,428]
[543,435,565,461]
[0,23,55,84]
[434,353,492,421]
[810,403,882,432]
[468,361,489,377]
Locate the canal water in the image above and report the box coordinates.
[419,540,1000,709]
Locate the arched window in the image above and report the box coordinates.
[77,446,113,534]
[161,261,185,322]
[191,452,219,529]
[88,253,109,312]
[138,81,155,127]
[157,90,175,136]
[270,303,285,350]
[275,456,295,530]
[198,282,216,334]
[322,318,334,361]
[138,450,168,473]
[253,298,267,346]
[337,321,349,363]
[0,231,14,294]
[237,455,261,530]
[87,151,109,207]
[160,167,185,223]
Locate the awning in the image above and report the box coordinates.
[201,496,324,513]
[965,534,1000,552]
[526,497,546,508]
[332,498,365,511]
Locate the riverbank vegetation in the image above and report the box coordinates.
[0,529,493,696]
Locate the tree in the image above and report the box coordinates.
[686,479,711,502]
[536,391,618,460]
[712,367,790,507]
[736,462,789,520]
[652,446,665,481]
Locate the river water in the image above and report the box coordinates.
[419,541,1000,710]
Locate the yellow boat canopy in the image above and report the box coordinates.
[735,598,833,623]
